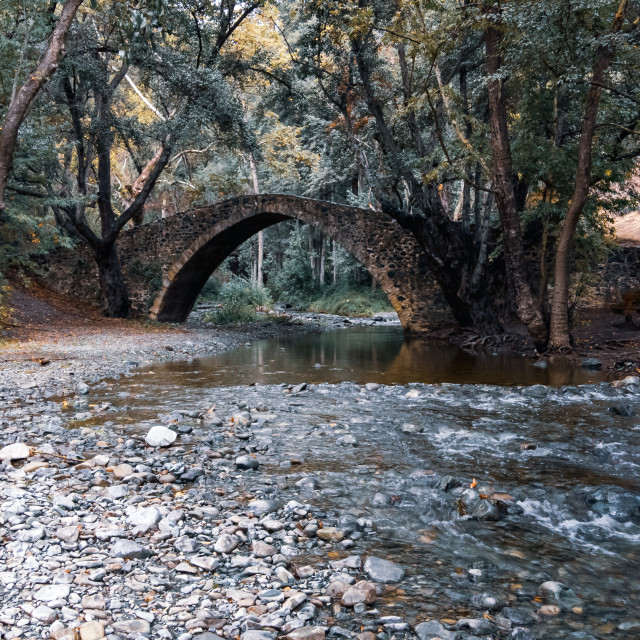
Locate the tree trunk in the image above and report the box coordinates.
[319,236,326,286]
[248,150,263,285]
[0,0,84,213]
[460,62,472,232]
[95,243,131,318]
[257,231,264,286]
[548,0,629,350]
[485,20,548,349]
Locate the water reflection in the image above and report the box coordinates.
[155,326,604,387]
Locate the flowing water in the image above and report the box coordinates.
[83,327,640,638]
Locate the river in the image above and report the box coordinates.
[74,325,640,639]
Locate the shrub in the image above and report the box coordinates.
[204,277,273,324]
[198,277,223,301]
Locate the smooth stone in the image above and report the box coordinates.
[235,455,259,470]
[81,594,105,611]
[23,460,49,472]
[341,581,377,606]
[0,442,30,461]
[57,526,80,543]
[287,627,325,640]
[316,527,345,542]
[581,357,602,370]
[214,533,240,553]
[145,426,177,447]
[507,629,536,640]
[112,463,134,479]
[111,620,151,636]
[176,561,198,574]
[456,618,496,634]
[363,556,405,583]
[330,556,361,570]
[253,541,277,557]
[34,584,71,601]
[77,382,90,395]
[78,621,105,640]
[105,485,129,499]
[414,620,456,640]
[248,499,277,515]
[241,632,276,640]
[31,605,57,624]
[190,556,219,571]
[51,629,78,640]
[128,506,162,533]
[110,539,152,560]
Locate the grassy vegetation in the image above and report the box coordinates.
[306,285,393,317]
[202,278,273,324]
[197,273,393,325]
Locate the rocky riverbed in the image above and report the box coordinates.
[2,334,640,640]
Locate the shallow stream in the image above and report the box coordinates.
[83,326,640,638]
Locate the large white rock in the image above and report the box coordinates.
[144,426,177,447]
[127,506,162,534]
[33,584,71,601]
[0,442,30,461]
[31,605,56,624]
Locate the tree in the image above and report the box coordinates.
[548,0,635,350]
[44,0,259,316]
[0,0,84,214]
[484,6,548,347]
[286,0,507,332]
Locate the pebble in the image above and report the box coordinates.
[111,619,151,635]
[110,539,152,560]
[144,425,177,447]
[235,455,260,470]
[341,581,377,606]
[0,442,30,460]
[31,605,57,624]
[316,527,345,542]
[214,533,240,553]
[414,620,456,640]
[287,627,326,640]
[363,556,405,583]
[34,584,71,601]
[78,621,105,640]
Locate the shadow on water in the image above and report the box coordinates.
[152,326,604,387]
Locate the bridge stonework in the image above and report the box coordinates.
[41,194,450,334]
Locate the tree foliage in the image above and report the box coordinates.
[0,0,639,347]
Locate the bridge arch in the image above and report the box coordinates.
[146,195,440,334]
[40,195,445,335]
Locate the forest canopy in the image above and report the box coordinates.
[1,0,639,350]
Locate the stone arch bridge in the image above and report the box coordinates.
[42,194,447,335]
